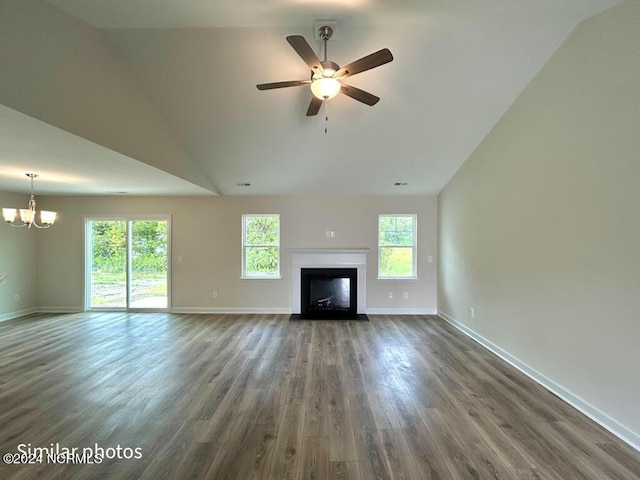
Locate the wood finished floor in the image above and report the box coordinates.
[1,313,639,480]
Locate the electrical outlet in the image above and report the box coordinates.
[212,291,218,299]
[388,292,393,299]
[13,293,20,302]
[469,307,475,318]
[428,256,433,263]
[403,292,409,299]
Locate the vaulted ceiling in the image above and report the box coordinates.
[0,0,621,196]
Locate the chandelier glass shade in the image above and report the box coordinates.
[3,173,57,229]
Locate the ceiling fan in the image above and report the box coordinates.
[256,25,393,117]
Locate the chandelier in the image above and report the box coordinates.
[2,173,57,229]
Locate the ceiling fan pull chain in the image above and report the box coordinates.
[324,98,329,134]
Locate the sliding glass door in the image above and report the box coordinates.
[86,217,170,310]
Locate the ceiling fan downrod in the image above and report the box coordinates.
[319,25,334,134]
[319,26,333,62]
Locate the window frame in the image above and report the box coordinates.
[377,214,417,279]
[242,214,281,279]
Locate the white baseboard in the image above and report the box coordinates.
[4,306,439,319]
[1,306,86,323]
[37,306,83,314]
[171,307,292,315]
[366,308,437,315]
[0,307,38,323]
[437,310,640,452]
[5,306,440,318]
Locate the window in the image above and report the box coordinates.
[378,214,417,278]
[242,214,280,278]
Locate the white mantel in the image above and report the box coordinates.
[290,248,369,314]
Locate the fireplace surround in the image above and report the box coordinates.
[290,249,369,320]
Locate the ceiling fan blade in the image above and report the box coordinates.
[287,35,323,75]
[306,96,323,116]
[335,48,393,79]
[257,80,311,90]
[340,84,380,106]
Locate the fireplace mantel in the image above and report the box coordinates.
[290,249,369,314]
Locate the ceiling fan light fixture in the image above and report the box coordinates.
[310,77,341,100]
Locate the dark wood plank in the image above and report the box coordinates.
[329,460,361,480]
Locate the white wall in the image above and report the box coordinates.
[0,191,38,319]
[438,0,640,447]
[31,194,437,314]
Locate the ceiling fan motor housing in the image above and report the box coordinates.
[317,60,340,78]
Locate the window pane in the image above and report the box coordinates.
[379,216,396,232]
[378,214,416,277]
[245,216,279,245]
[379,216,414,245]
[90,220,127,308]
[379,247,413,277]
[396,216,414,232]
[245,246,279,276]
[396,232,413,246]
[243,214,280,277]
[379,231,398,246]
[130,220,168,308]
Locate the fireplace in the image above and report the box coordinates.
[290,249,369,321]
[301,268,357,319]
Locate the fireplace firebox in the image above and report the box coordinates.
[300,268,357,319]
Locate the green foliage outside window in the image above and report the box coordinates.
[244,215,279,276]
[92,220,126,274]
[131,221,168,272]
[92,220,167,274]
[379,215,416,277]
[379,247,414,277]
